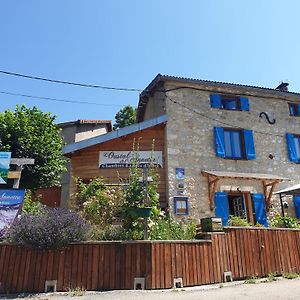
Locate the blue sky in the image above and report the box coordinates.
[0,1,299,124]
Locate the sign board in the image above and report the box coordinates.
[99,151,163,168]
[0,189,25,233]
[0,152,11,184]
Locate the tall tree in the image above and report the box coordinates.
[0,105,66,190]
[113,105,137,130]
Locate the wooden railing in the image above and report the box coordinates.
[0,227,300,293]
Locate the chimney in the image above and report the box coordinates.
[275,82,289,92]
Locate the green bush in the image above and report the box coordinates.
[228,216,250,227]
[270,215,300,229]
[22,190,44,215]
[87,225,128,241]
[74,177,124,227]
[149,217,196,240]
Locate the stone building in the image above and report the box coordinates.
[64,74,300,225]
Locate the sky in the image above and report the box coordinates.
[0,0,300,124]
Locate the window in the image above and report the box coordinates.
[214,192,268,226]
[289,103,300,116]
[174,197,188,215]
[286,133,300,163]
[210,94,249,111]
[214,127,256,160]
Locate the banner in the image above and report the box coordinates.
[0,152,11,184]
[0,189,25,233]
[99,151,163,168]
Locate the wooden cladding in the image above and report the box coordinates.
[1,228,300,293]
[69,124,167,206]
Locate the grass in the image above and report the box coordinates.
[283,273,299,280]
[244,276,257,284]
[67,286,86,297]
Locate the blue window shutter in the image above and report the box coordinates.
[214,127,225,157]
[298,104,300,116]
[252,193,268,227]
[214,192,229,225]
[243,129,256,160]
[210,94,222,108]
[293,195,300,218]
[286,133,298,162]
[240,97,249,111]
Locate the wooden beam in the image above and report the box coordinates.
[10,158,35,165]
[262,180,280,211]
[8,171,21,179]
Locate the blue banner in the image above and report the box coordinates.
[0,189,25,232]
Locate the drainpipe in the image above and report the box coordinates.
[279,193,285,217]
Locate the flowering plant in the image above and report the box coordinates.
[7,207,89,250]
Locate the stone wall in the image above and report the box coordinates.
[162,83,300,222]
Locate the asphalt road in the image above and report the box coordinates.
[1,277,300,300]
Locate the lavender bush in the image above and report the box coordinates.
[7,207,89,250]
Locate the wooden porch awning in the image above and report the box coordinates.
[201,170,289,211]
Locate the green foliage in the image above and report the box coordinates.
[113,105,136,130]
[266,273,278,282]
[121,143,160,239]
[270,215,300,229]
[74,177,123,227]
[149,217,196,240]
[87,225,128,241]
[0,105,66,190]
[283,273,299,279]
[22,190,44,215]
[244,276,257,284]
[228,216,250,227]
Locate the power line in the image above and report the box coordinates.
[0,70,142,92]
[0,90,124,107]
[165,93,285,138]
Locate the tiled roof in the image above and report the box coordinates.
[137,73,300,122]
[142,74,300,96]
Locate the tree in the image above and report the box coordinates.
[0,105,66,190]
[113,105,137,130]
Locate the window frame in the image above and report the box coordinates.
[221,95,241,111]
[223,128,246,160]
[288,103,300,116]
[174,197,189,215]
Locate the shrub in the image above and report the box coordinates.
[270,215,300,229]
[74,177,124,227]
[22,190,44,215]
[7,207,89,250]
[87,225,128,241]
[149,217,196,240]
[228,216,250,227]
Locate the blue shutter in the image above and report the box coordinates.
[214,192,229,225]
[286,133,298,162]
[252,193,268,227]
[214,127,225,157]
[293,195,300,218]
[298,104,300,116]
[243,129,256,160]
[210,94,222,108]
[240,97,249,111]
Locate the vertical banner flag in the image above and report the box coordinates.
[0,152,11,184]
[0,189,25,234]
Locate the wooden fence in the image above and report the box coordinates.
[0,227,300,293]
